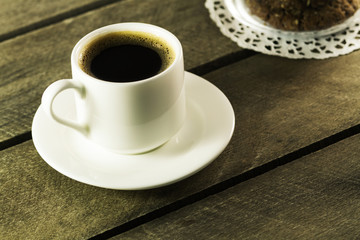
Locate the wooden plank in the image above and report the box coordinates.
[115,134,360,239]
[0,0,112,40]
[0,140,234,239]
[206,53,360,172]
[0,0,240,143]
[3,53,360,238]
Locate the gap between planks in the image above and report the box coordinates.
[0,132,32,151]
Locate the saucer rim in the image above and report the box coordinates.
[32,72,235,190]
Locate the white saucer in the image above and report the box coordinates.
[32,72,235,190]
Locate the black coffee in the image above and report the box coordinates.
[79,31,175,82]
[91,44,162,82]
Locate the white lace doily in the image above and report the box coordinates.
[205,0,360,59]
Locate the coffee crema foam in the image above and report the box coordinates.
[79,31,176,79]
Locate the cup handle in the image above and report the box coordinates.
[41,79,89,135]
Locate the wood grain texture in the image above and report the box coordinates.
[114,134,360,239]
[2,53,360,238]
[205,53,360,178]
[0,0,113,40]
[0,141,235,239]
[3,0,360,239]
[0,0,240,143]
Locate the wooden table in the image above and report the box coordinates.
[2,0,360,239]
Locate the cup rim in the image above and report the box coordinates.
[71,22,183,85]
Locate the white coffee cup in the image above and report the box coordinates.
[41,23,186,154]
